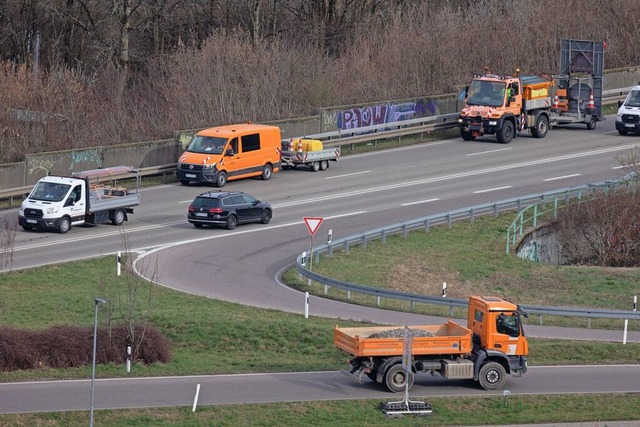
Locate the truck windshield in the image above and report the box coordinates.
[625,90,640,107]
[187,136,228,154]
[468,80,506,107]
[29,182,71,202]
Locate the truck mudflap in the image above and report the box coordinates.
[342,357,374,383]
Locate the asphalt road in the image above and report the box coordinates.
[3,116,640,414]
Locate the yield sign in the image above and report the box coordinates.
[303,217,324,236]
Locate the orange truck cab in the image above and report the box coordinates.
[176,123,281,187]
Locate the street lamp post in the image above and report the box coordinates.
[90,298,106,427]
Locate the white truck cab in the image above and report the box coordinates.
[616,85,640,135]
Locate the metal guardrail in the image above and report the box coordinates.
[295,178,640,322]
[0,86,631,204]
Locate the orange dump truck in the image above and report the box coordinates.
[334,296,528,392]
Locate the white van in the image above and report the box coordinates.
[615,85,640,135]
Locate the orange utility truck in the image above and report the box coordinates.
[334,296,528,392]
[457,39,605,143]
[177,123,281,187]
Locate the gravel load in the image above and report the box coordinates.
[369,328,435,339]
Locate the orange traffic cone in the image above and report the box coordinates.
[296,139,303,160]
[586,91,595,110]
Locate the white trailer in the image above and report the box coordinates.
[280,138,340,172]
[18,166,140,233]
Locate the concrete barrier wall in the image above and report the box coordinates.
[2,66,639,190]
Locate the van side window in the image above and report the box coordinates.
[241,133,260,153]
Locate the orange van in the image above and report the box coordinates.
[176,123,281,187]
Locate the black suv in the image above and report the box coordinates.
[188,191,272,230]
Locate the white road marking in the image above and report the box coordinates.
[473,186,512,194]
[401,198,440,206]
[324,170,371,179]
[466,147,512,156]
[544,174,581,181]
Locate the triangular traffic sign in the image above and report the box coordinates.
[303,217,324,236]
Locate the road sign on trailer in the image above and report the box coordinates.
[303,217,324,236]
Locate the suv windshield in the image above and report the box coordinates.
[468,80,506,107]
[187,136,228,154]
[192,196,219,209]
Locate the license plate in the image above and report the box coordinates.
[186,173,196,178]
[195,212,208,217]
[625,124,635,128]
[26,219,37,224]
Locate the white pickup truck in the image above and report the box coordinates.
[18,166,140,233]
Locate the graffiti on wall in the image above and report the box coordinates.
[70,149,101,170]
[517,241,539,262]
[336,98,441,130]
[28,158,56,177]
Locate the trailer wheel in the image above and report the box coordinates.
[531,115,549,138]
[215,171,227,188]
[261,164,273,181]
[478,361,507,390]
[320,160,329,171]
[226,214,237,230]
[311,161,320,172]
[496,121,514,144]
[384,364,414,393]
[587,117,597,130]
[58,217,71,234]
[460,129,476,141]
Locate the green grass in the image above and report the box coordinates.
[1,394,638,426]
[291,214,640,330]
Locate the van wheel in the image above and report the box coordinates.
[226,215,237,230]
[193,223,203,228]
[320,160,329,171]
[384,364,414,393]
[216,171,227,188]
[478,361,507,390]
[180,180,190,186]
[618,129,629,135]
[112,209,126,226]
[261,164,273,181]
[311,161,320,172]
[58,217,71,234]
[22,225,33,231]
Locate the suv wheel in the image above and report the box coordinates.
[226,215,237,230]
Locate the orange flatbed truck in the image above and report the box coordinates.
[334,296,529,392]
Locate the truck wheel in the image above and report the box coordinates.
[215,171,227,188]
[260,208,272,224]
[311,161,320,172]
[180,180,190,186]
[384,364,414,393]
[460,130,476,141]
[531,115,549,138]
[478,361,507,390]
[261,164,273,181]
[58,217,71,234]
[112,209,126,226]
[587,117,597,130]
[226,214,237,230]
[496,121,514,144]
[320,160,329,171]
